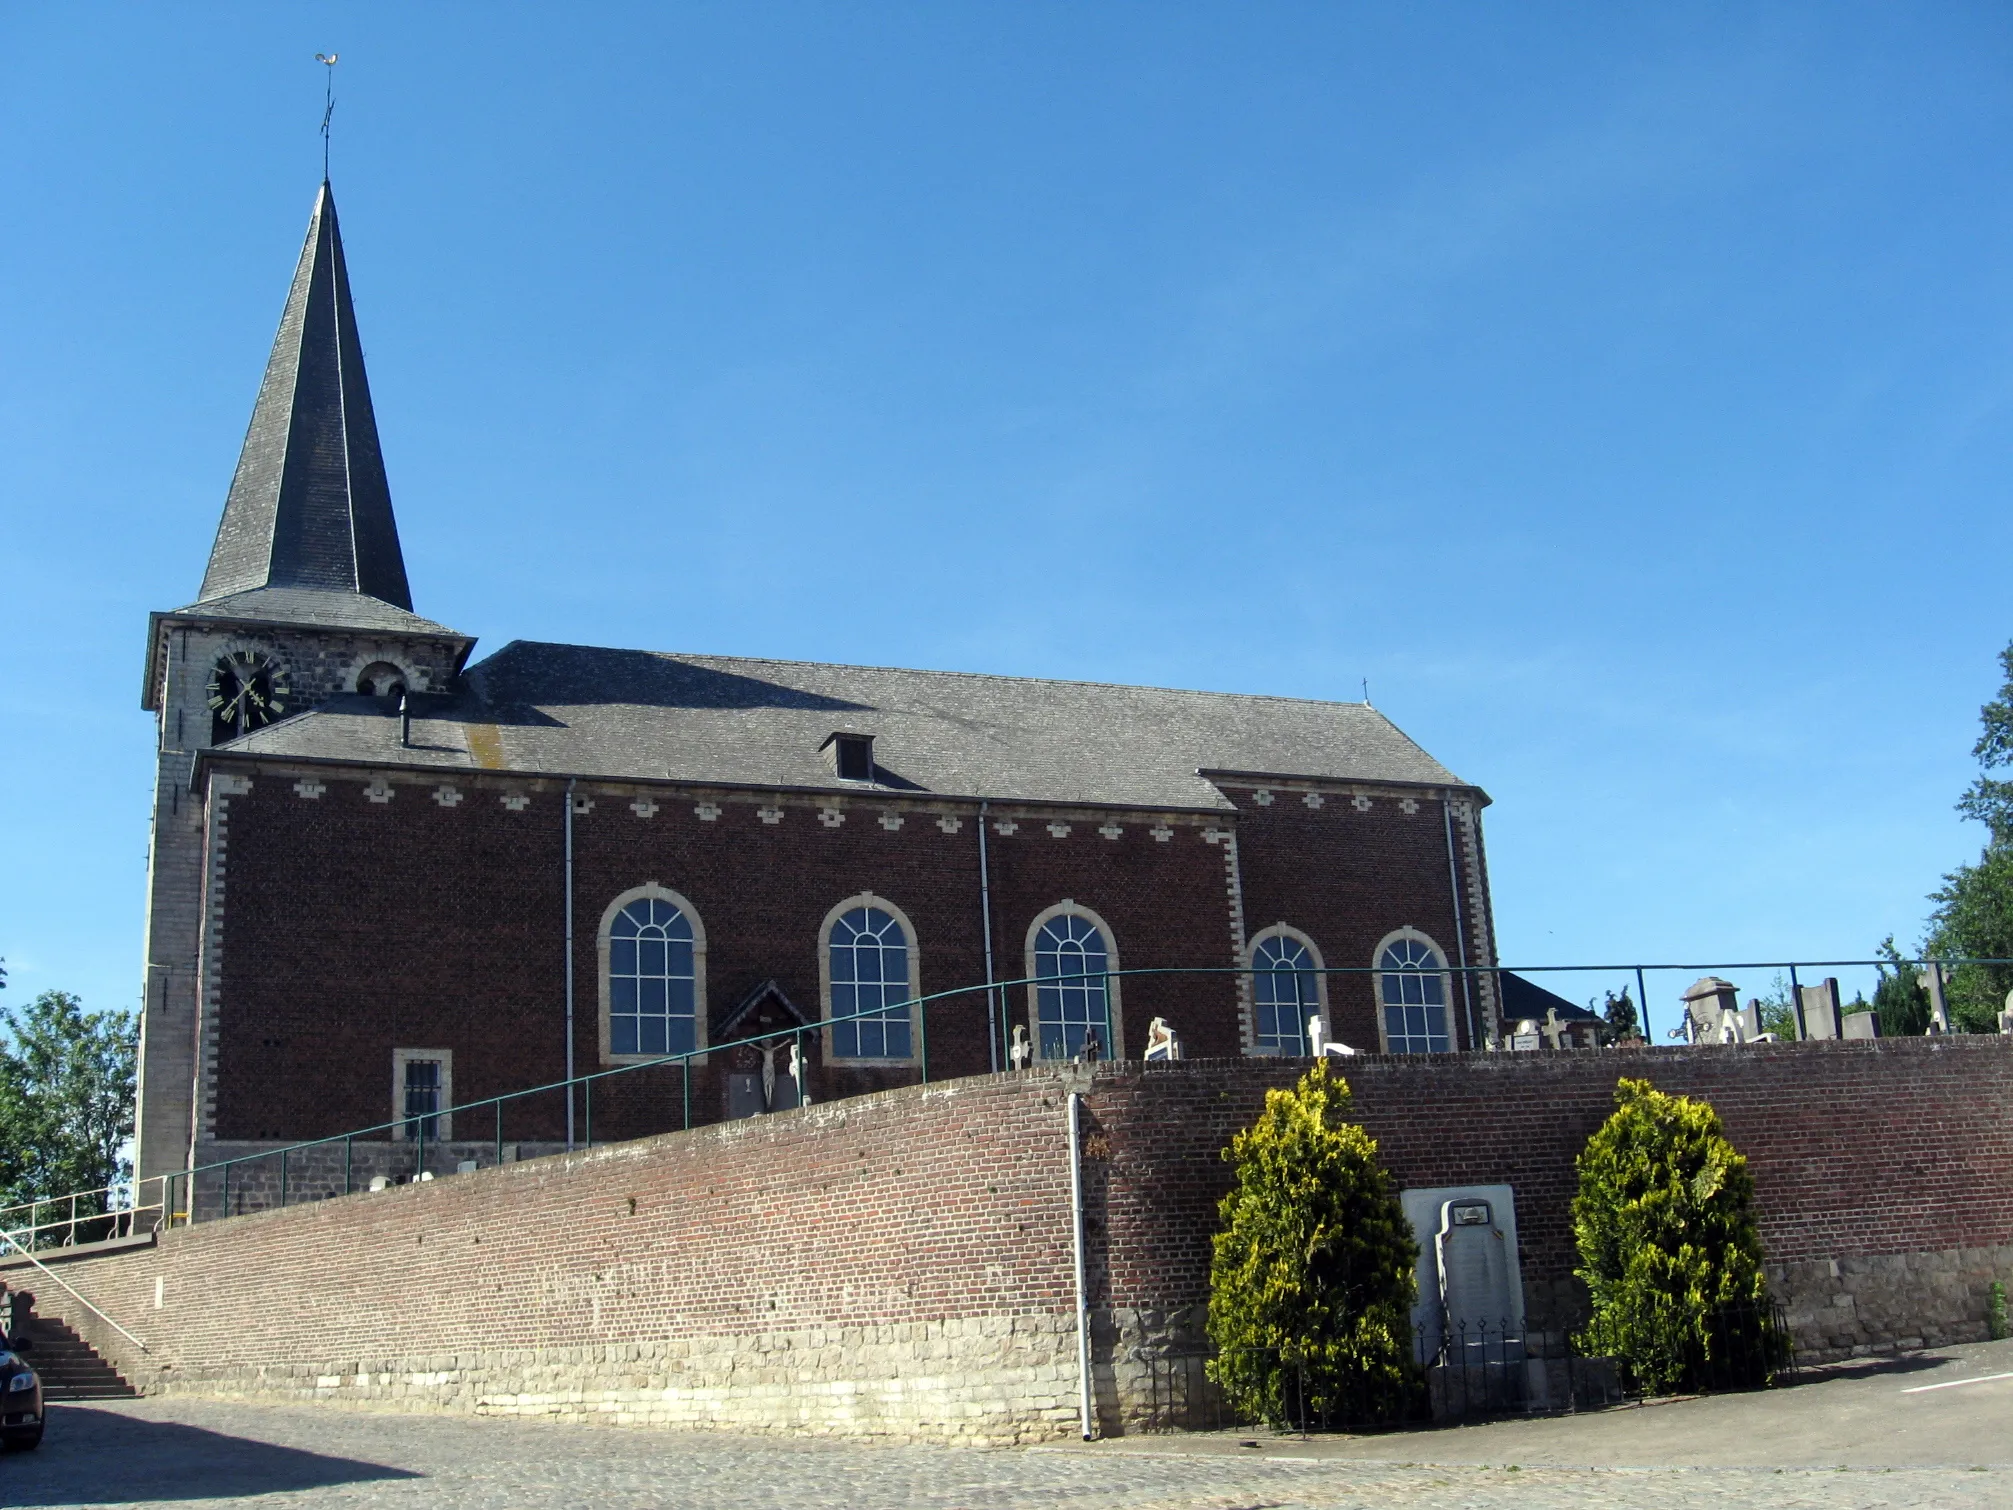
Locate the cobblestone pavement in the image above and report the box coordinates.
[5,1394,2010,1510]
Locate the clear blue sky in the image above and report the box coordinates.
[5,5,2010,1034]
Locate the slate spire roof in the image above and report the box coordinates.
[198,180,414,611]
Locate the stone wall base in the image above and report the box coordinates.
[1525,1249,2013,1368]
[1772,1247,2013,1363]
[135,1314,1087,1446]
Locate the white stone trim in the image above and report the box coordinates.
[596,883,710,1066]
[817,892,923,1069]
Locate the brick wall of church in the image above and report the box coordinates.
[1225,785,1484,1050]
[205,766,1295,1146]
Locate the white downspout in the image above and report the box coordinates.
[1067,1089,1094,1440]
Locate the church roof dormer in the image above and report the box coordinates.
[199,180,413,611]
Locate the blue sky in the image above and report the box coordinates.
[4,5,2011,1034]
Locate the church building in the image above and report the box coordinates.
[133,182,1501,1188]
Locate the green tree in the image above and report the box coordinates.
[1872,936,1931,1037]
[1925,641,2013,1031]
[1925,848,2013,1032]
[1572,1079,1783,1394]
[0,991,138,1226]
[1957,643,2013,845]
[1206,1061,1425,1426]
[1749,974,1798,1041]
[1595,988,1640,1043]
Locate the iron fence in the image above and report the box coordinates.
[9,952,2012,1244]
[1134,1301,1793,1433]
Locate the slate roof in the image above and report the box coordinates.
[165,586,464,639]
[198,181,414,611]
[1499,972,1600,1024]
[214,640,1477,811]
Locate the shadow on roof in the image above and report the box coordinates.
[471,644,871,715]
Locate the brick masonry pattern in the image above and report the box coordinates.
[19,1039,2013,1441]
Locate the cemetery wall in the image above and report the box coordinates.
[12,1037,2013,1440]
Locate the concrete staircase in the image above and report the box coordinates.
[18,1316,137,1400]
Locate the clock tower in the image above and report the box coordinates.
[134,182,474,1187]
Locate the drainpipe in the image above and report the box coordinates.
[1067,1089,1094,1440]
[1444,798,1480,1051]
[979,800,1000,1072]
[564,776,577,1151]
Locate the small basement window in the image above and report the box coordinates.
[393,1048,453,1141]
[822,732,876,783]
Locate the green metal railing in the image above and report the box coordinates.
[11,952,2010,1241]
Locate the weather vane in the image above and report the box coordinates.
[315,52,339,181]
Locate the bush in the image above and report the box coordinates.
[1206,1061,1425,1426]
[1572,1078,1785,1393]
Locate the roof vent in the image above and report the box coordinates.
[821,731,875,783]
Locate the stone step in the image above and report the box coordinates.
[16,1317,137,1400]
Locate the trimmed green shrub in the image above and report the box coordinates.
[1206,1061,1425,1426]
[1989,1281,2008,1342]
[1573,1078,1785,1393]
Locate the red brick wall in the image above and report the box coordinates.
[18,1039,2013,1424]
[212,773,1248,1145]
[34,1074,1083,1390]
[1087,1038,2013,1315]
[1229,789,1478,1050]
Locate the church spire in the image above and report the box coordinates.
[199,181,414,611]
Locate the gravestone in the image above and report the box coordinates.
[1797,979,1842,1040]
[1841,1010,1882,1040]
[1509,1018,1542,1052]
[1681,978,1740,1044]
[1917,966,1952,1034]
[1009,1024,1031,1070]
[1144,1017,1182,1061]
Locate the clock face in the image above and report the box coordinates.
[207,650,291,742]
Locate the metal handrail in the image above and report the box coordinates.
[0,1225,149,1354]
[17,953,2013,1233]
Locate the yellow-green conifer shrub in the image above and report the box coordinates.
[1573,1078,1784,1393]
[1206,1061,1425,1426]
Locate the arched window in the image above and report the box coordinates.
[599,887,705,1062]
[1029,906,1118,1061]
[1379,933,1453,1054]
[1251,932,1322,1055]
[826,902,915,1061]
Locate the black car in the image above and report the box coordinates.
[0,1339,42,1452]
